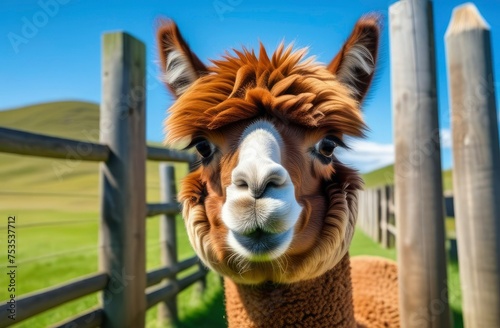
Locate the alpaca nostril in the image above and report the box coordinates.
[249,166,287,199]
[234,180,248,188]
[232,161,288,198]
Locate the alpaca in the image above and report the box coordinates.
[157,16,399,327]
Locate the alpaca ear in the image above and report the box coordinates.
[156,20,208,98]
[327,15,380,103]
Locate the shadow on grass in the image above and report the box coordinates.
[177,279,227,328]
[452,308,463,328]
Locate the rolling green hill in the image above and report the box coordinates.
[362,163,453,192]
[0,102,100,214]
[0,101,188,217]
[0,101,100,139]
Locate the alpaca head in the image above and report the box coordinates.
[157,17,380,284]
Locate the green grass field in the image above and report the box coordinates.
[0,101,462,327]
[362,164,454,192]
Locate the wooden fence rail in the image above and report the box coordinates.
[53,308,104,328]
[147,256,200,288]
[0,126,196,164]
[0,31,206,328]
[0,273,107,326]
[358,185,455,249]
[147,203,181,217]
[0,126,110,161]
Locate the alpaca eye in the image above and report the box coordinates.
[315,137,338,158]
[195,139,215,158]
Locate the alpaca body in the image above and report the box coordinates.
[224,255,399,327]
[225,254,355,328]
[351,256,399,327]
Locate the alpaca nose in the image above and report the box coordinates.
[232,161,288,198]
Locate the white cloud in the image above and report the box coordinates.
[440,128,452,149]
[336,139,394,173]
[337,129,452,174]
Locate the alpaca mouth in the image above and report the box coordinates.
[228,228,293,262]
[222,188,302,262]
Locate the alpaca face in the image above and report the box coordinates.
[157,17,380,284]
[221,120,302,262]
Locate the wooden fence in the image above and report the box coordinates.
[0,32,206,328]
[357,185,396,249]
[358,187,455,249]
[387,1,500,327]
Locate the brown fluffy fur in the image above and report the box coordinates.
[164,43,366,146]
[157,16,399,327]
[351,256,400,327]
[328,15,380,101]
[224,254,356,327]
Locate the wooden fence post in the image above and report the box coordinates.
[371,189,376,240]
[445,4,500,326]
[366,189,372,238]
[389,0,450,326]
[158,164,179,324]
[371,189,375,240]
[99,32,146,328]
[380,186,389,248]
[373,188,382,244]
[388,185,396,248]
[365,190,370,235]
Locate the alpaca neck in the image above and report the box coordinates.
[224,254,355,328]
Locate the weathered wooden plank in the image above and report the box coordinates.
[389,0,450,326]
[445,4,500,326]
[177,269,208,292]
[146,203,180,217]
[371,189,377,240]
[380,186,390,248]
[388,185,396,248]
[386,224,397,236]
[146,270,208,310]
[99,32,146,328]
[158,164,179,323]
[368,191,371,238]
[50,308,103,328]
[146,283,176,311]
[147,146,196,162]
[147,256,200,287]
[0,127,109,161]
[0,273,107,327]
[374,188,381,242]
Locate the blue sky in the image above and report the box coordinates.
[1,0,499,172]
